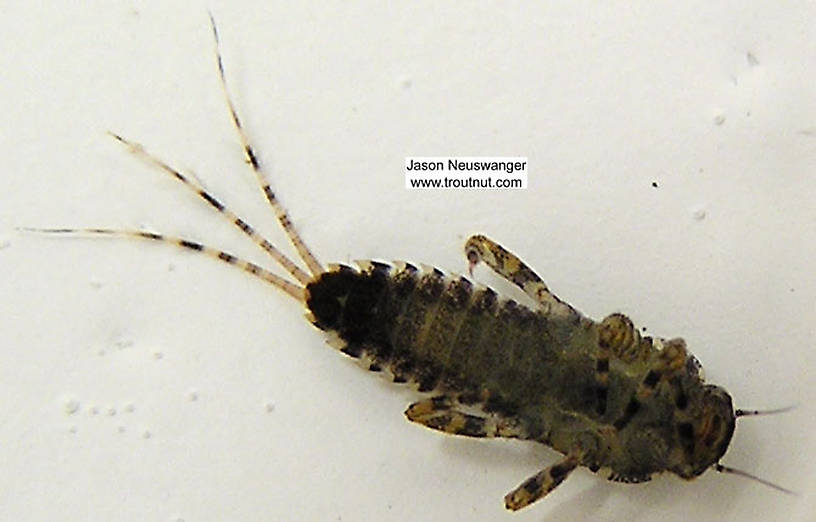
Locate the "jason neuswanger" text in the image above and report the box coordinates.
[406,158,527,175]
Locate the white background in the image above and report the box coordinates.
[1,2,815,521]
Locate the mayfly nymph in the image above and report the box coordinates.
[27,16,792,511]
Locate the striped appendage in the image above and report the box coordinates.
[208,13,323,278]
[404,395,524,439]
[22,227,306,301]
[504,453,580,511]
[24,16,321,306]
[107,132,313,286]
[465,234,578,319]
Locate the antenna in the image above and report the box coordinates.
[714,464,796,495]
[718,405,796,494]
[735,405,795,417]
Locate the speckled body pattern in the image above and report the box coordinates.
[304,240,736,509]
[31,17,761,512]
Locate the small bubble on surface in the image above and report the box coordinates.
[0,237,10,250]
[142,429,152,439]
[186,389,199,402]
[68,425,77,434]
[89,406,99,416]
[746,52,759,67]
[692,208,707,221]
[399,76,413,90]
[265,402,276,413]
[115,338,134,350]
[118,426,126,433]
[89,278,104,289]
[64,399,80,415]
[713,114,726,126]
[153,351,164,360]
[123,403,135,413]
[107,407,117,416]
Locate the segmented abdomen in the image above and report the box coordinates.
[305,261,593,421]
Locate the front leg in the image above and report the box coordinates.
[612,338,689,431]
[464,234,577,318]
[504,452,580,510]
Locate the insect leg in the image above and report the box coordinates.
[596,313,646,416]
[108,133,312,285]
[209,15,324,278]
[404,396,523,438]
[635,337,688,400]
[612,338,688,430]
[504,452,580,511]
[464,234,576,318]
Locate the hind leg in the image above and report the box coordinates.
[404,395,523,439]
[464,235,577,318]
